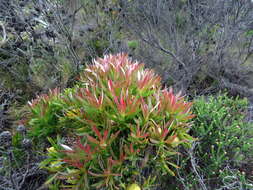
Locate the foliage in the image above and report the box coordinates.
[33,53,196,189]
[175,94,253,189]
[127,40,139,50]
[25,88,66,140]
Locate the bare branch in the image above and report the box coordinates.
[188,142,208,190]
[0,22,7,47]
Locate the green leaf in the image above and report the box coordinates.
[245,30,253,36]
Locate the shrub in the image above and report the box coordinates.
[176,94,253,189]
[30,53,196,189]
[121,0,253,98]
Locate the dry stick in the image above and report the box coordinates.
[9,151,19,190]
[0,22,7,47]
[188,142,208,190]
[18,152,30,190]
[176,153,190,190]
[54,5,80,61]
[124,15,187,72]
[141,36,187,72]
[70,5,84,36]
[241,36,253,65]
[44,0,81,71]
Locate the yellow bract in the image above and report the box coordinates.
[47,147,56,153]
[127,183,141,190]
[50,161,62,169]
[171,137,180,147]
[65,109,80,118]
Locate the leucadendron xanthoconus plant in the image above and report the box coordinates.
[29,53,195,189]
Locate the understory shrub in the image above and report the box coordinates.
[175,94,253,190]
[25,53,195,189]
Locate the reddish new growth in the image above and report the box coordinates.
[38,53,195,189]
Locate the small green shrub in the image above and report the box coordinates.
[176,94,253,189]
[29,53,196,189]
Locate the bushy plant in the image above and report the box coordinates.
[176,94,253,189]
[27,53,196,189]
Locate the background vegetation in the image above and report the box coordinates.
[0,0,252,189]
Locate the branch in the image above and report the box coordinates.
[241,36,253,65]
[0,22,7,47]
[188,142,208,190]
[18,152,31,190]
[220,77,253,99]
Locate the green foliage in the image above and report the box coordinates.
[245,30,253,37]
[127,40,139,49]
[218,167,253,190]
[26,88,66,140]
[0,131,25,174]
[10,133,26,165]
[176,94,253,189]
[28,53,196,189]
[193,95,252,172]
